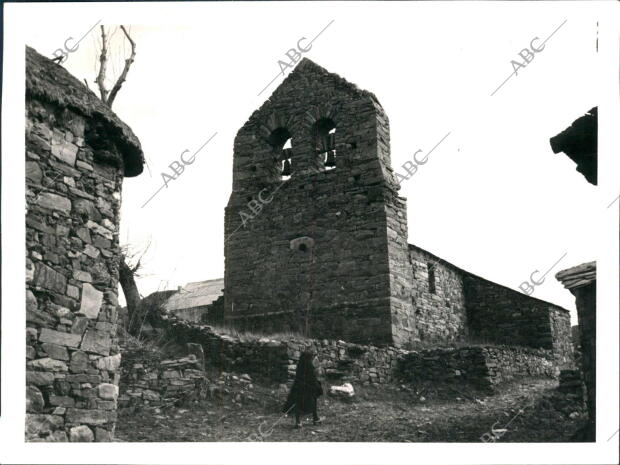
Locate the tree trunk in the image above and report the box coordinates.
[119,256,142,334]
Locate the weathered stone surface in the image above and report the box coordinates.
[27,386,45,412]
[27,370,55,386]
[49,395,76,407]
[37,192,71,214]
[80,330,111,356]
[33,263,67,293]
[69,425,94,442]
[66,284,80,299]
[70,350,89,373]
[41,343,70,361]
[26,290,38,312]
[73,270,92,282]
[39,328,82,348]
[96,354,121,372]
[26,414,64,436]
[51,140,78,166]
[95,427,113,442]
[65,408,116,425]
[79,283,103,319]
[97,383,118,400]
[27,357,68,372]
[26,161,43,184]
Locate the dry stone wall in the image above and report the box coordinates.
[25,47,143,442]
[157,316,559,391]
[400,346,557,392]
[119,345,206,409]
[462,273,573,365]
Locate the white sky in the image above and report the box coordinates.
[20,2,614,324]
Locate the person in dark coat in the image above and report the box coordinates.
[283,351,323,428]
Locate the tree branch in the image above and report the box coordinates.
[96,25,109,103]
[107,25,136,108]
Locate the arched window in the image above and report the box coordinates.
[314,118,336,171]
[268,128,292,181]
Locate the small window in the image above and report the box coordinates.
[314,118,336,171]
[427,262,436,294]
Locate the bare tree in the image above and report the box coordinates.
[95,25,136,107]
[92,25,143,334]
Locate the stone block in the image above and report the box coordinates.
[39,328,82,348]
[73,270,92,282]
[41,343,70,361]
[70,350,90,373]
[96,354,121,372]
[27,357,68,372]
[26,386,45,412]
[25,414,64,437]
[65,408,115,425]
[80,329,111,356]
[49,395,76,407]
[37,192,71,214]
[26,161,43,184]
[27,370,55,386]
[51,140,78,166]
[71,317,89,335]
[98,383,118,400]
[69,425,94,442]
[33,263,67,293]
[67,284,80,300]
[79,283,103,319]
[95,427,113,442]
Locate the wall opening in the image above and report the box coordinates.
[314,118,336,171]
[268,127,292,181]
[428,262,436,294]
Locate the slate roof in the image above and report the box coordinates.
[164,278,225,312]
[556,261,596,290]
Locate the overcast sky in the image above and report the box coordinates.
[20,2,612,323]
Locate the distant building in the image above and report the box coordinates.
[163,278,224,323]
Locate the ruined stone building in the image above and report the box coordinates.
[25,47,144,441]
[223,58,573,364]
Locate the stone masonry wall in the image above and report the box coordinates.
[463,273,573,364]
[118,348,206,409]
[224,59,411,346]
[157,316,558,391]
[26,99,122,441]
[25,47,143,442]
[408,245,468,343]
[400,346,557,392]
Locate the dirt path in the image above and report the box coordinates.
[116,378,585,442]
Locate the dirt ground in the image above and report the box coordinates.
[116,374,587,442]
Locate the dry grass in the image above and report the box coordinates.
[205,324,308,343]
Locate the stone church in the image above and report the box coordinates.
[223,59,573,364]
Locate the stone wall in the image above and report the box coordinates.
[159,315,407,385]
[408,245,468,342]
[224,58,410,347]
[462,273,573,364]
[157,316,560,391]
[400,346,557,392]
[25,47,143,442]
[118,346,206,408]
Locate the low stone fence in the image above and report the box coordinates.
[158,316,406,385]
[400,345,557,392]
[154,316,558,391]
[118,344,206,408]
